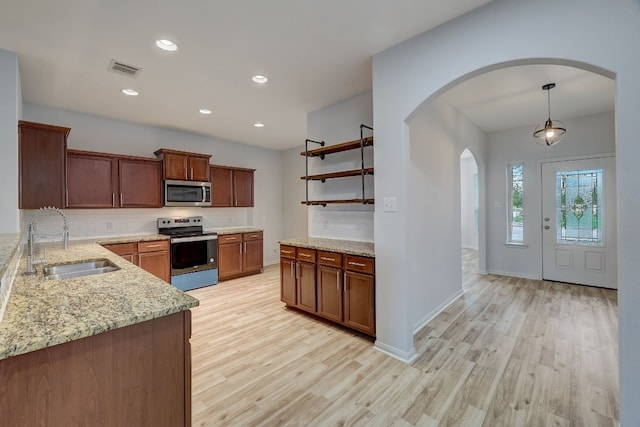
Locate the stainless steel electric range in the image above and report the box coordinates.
[157,216,218,291]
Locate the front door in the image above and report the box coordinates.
[541,156,617,288]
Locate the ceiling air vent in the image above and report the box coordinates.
[107,59,142,78]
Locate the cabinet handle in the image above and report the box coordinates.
[66,190,69,208]
[120,193,123,206]
[281,250,292,254]
[190,167,194,180]
[112,193,115,207]
[300,253,311,257]
[145,244,162,248]
[244,242,247,252]
[226,237,237,240]
[250,235,258,238]
[239,244,242,255]
[336,270,340,291]
[290,261,294,278]
[343,272,347,291]
[321,256,336,262]
[296,263,299,279]
[348,261,366,267]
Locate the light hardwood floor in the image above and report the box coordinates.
[189,250,618,426]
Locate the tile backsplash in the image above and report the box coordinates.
[20,207,250,241]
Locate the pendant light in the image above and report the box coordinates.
[533,83,566,146]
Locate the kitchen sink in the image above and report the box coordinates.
[43,259,120,280]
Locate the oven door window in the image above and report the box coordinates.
[172,240,209,270]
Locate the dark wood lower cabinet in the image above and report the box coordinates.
[218,232,263,281]
[102,240,170,283]
[279,245,375,337]
[0,311,192,427]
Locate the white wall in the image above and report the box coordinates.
[23,104,284,265]
[306,91,374,241]
[408,98,486,333]
[486,111,615,279]
[372,0,640,424]
[0,49,21,233]
[281,146,308,239]
[460,151,478,250]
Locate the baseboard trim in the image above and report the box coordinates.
[486,269,540,280]
[374,341,418,364]
[412,288,464,334]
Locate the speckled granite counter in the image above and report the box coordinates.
[0,241,198,361]
[211,227,263,235]
[279,237,374,257]
[0,233,22,279]
[95,234,169,245]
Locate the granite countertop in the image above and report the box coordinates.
[0,241,199,361]
[279,237,375,257]
[0,233,22,279]
[95,234,170,245]
[211,227,263,235]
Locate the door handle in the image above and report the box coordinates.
[544,225,550,230]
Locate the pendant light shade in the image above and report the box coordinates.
[533,83,566,146]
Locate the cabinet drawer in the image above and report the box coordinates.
[243,231,263,241]
[218,234,242,244]
[344,255,375,275]
[296,247,316,262]
[317,251,342,268]
[280,245,296,259]
[138,240,169,253]
[103,242,136,256]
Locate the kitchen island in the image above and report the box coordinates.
[0,239,199,426]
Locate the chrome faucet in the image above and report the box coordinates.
[25,206,69,275]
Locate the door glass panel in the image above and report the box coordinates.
[556,168,603,245]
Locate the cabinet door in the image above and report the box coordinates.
[233,169,254,207]
[296,261,317,313]
[119,158,162,208]
[189,157,210,181]
[280,258,296,305]
[138,251,170,282]
[243,239,263,273]
[317,265,343,323]
[218,242,243,279]
[344,271,375,336]
[18,121,69,209]
[67,151,118,208]
[163,152,188,180]
[210,167,233,207]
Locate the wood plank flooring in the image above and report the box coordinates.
[189,249,618,426]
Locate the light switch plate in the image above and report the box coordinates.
[383,197,397,212]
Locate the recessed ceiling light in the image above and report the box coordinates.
[156,39,178,52]
[253,122,265,128]
[252,75,268,84]
[199,108,212,115]
[122,88,139,96]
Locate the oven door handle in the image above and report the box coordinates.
[171,235,218,243]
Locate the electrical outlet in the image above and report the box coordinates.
[106,221,113,231]
[383,197,397,212]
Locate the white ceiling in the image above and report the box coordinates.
[0,1,614,151]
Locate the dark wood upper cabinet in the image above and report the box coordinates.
[18,121,70,209]
[210,166,233,207]
[154,148,211,182]
[119,157,162,208]
[210,165,255,207]
[67,150,161,209]
[67,150,118,208]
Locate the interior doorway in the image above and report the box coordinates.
[460,148,479,279]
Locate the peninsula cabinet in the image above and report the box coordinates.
[279,244,376,337]
[18,120,70,209]
[0,311,192,427]
[67,150,162,208]
[102,239,170,282]
[218,231,263,281]
[210,165,255,207]
[155,148,211,182]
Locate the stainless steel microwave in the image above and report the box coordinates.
[164,179,211,207]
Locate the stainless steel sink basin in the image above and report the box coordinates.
[43,259,120,280]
